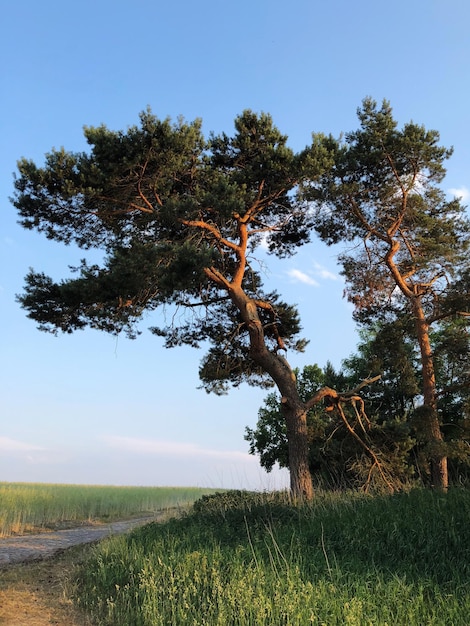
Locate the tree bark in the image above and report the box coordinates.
[282,402,314,499]
[386,245,448,490]
[230,285,314,500]
[412,298,448,490]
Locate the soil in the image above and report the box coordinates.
[0,544,95,626]
[0,516,160,625]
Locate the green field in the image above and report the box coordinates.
[74,488,470,626]
[0,482,219,536]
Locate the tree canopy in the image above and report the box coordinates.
[307,98,470,488]
[13,109,332,499]
[13,100,469,496]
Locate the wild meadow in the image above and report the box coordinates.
[0,482,218,536]
[74,488,470,626]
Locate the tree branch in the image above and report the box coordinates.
[336,403,394,493]
[304,374,381,411]
[203,266,231,289]
[342,374,382,396]
[254,299,287,351]
[384,240,415,299]
[180,218,240,253]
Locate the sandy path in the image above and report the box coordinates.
[0,516,156,567]
[0,516,159,625]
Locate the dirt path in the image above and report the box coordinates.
[0,516,158,625]
[0,516,155,567]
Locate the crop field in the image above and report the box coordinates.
[0,482,219,536]
[74,488,470,626]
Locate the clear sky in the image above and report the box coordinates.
[1,0,469,490]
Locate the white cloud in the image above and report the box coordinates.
[0,436,57,466]
[286,268,319,286]
[287,262,339,286]
[102,435,258,463]
[0,436,44,452]
[448,186,470,202]
[312,261,339,281]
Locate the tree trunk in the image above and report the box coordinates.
[230,286,314,500]
[385,246,448,489]
[412,299,448,490]
[283,402,314,499]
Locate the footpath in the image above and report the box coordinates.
[0,516,156,567]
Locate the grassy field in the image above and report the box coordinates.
[74,488,470,626]
[0,482,219,536]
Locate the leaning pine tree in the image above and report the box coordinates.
[12,109,339,499]
[308,98,470,489]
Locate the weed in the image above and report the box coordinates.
[74,488,470,625]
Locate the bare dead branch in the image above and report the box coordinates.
[341,374,382,397]
[305,375,382,411]
[336,403,394,493]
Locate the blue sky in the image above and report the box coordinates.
[1,0,469,489]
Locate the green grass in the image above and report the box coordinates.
[74,488,470,625]
[0,482,219,536]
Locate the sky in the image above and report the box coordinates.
[1,0,469,490]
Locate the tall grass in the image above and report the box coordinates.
[75,488,470,625]
[0,483,219,536]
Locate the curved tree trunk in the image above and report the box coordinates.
[412,299,448,490]
[230,285,314,500]
[386,246,448,490]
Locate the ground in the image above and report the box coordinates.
[0,544,95,626]
[0,514,171,625]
